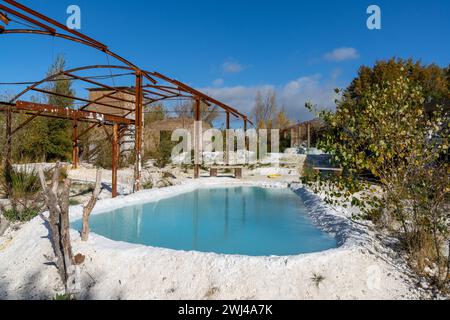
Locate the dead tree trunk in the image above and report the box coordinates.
[81,169,102,241]
[0,213,10,237]
[38,163,75,292]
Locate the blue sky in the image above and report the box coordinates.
[1,0,449,125]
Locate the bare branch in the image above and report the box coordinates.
[81,169,102,241]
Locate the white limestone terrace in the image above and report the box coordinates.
[0,178,425,300]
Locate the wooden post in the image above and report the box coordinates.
[38,164,75,293]
[194,98,201,179]
[72,117,79,169]
[134,72,143,192]
[112,124,119,198]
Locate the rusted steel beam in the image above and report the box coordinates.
[1,21,155,84]
[143,94,192,106]
[118,125,127,138]
[144,85,181,96]
[0,2,253,136]
[8,65,134,103]
[148,71,252,124]
[100,123,112,142]
[4,0,105,49]
[6,109,112,125]
[9,101,134,125]
[112,123,119,198]
[133,72,143,192]
[77,123,99,140]
[0,4,56,33]
[142,88,170,98]
[30,87,130,115]
[11,112,40,135]
[80,90,134,112]
[1,29,104,51]
[63,73,137,109]
[0,11,10,25]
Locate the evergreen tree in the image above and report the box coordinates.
[43,55,74,161]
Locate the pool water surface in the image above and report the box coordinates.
[72,187,337,256]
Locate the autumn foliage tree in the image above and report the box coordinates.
[252,90,292,130]
[307,59,450,289]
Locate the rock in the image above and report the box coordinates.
[74,253,85,265]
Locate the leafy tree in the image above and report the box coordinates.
[347,58,449,110]
[43,55,74,161]
[306,60,449,288]
[274,107,292,130]
[7,55,75,162]
[144,103,166,124]
[174,100,218,125]
[252,90,277,129]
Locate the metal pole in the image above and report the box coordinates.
[194,98,201,179]
[133,72,143,192]
[112,123,119,198]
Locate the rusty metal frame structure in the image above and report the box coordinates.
[0,0,252,197]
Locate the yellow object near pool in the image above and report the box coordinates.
[267,174,282,179]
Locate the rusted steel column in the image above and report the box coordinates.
[225,112,231,165]
[72,117,79,169]
[112,123,119,198]
[133,72,143,192]
[244,117,248,153]
[194,98,201,179]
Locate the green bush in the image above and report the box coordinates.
[69,198,81,206]
[1,165,42,222]
[145,131,176,168]
[142,179,153,189]
[53,293,73,300]
[306,60,450,288]
[2,207,39,222]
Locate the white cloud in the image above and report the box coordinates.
[324,47,359,62]
[222,61,244,74]
[200,74,340,122]
[212,78,224,87]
